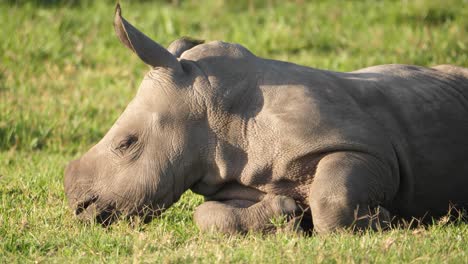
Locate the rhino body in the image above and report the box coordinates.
[64,5,468,233]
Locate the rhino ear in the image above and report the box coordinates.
[167,37,204,58]
[114,3,182,71]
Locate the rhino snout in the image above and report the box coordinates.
[64,158,105,220]
[64,158,78,190]
[64,158,135,225]
[64,159,95,201]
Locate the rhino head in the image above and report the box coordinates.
[64,4,257,224]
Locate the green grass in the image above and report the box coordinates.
[1,0,467,262]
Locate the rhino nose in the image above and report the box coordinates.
[64,158,93,207]
[64,159,100,216]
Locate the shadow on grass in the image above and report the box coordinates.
[294,205,468,236]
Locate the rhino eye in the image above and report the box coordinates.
[116,135,138,154]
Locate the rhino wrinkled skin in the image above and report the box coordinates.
[64,4,468,233]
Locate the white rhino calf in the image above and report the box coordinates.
[64,5,468,234]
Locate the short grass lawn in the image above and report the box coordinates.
[1,0,467,262]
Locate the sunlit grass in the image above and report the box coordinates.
[1,0,467,262]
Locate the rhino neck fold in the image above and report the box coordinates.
[190,77,264,195]
[190,111,250,196]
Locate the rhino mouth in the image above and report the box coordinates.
[75,195,98,216]
[74,196,164,225]
[74,195,120,226]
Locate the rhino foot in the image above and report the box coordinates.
[194,194,301,234]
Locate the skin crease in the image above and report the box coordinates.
[64,4,468,233]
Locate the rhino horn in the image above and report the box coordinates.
[114,3,182,71]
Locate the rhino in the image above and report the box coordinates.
[64,4,468,234]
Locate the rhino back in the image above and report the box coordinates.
[344,64,468,217]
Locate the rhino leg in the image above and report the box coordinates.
[193,195,299,234]
[309,152,396,234]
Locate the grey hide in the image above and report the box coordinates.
[64,4,468,233]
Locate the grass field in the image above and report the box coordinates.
[1,0,467,262]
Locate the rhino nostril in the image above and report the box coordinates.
[75,195,98,215]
